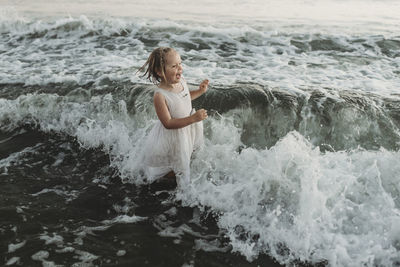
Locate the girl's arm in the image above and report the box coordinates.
[190,79,209,100]
[154,92,207,129]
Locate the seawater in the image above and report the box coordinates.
[1,0,400,266]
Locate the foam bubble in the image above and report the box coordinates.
[116,250,126,256]
[8,241,26,253]
[5,257,20,266]
[39,233,64,246]
[72,250,99,267]
[101,215,146,225]
[31,250,50,262]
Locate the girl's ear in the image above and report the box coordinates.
[156,68,162,77]
[156,67,165,81]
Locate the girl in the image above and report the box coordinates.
[138,47,209,186]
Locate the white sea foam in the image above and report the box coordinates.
[101,214,146,225]
[1,93,399,265]
[116,250,126,256]
[5,257,20,266]
[8,241,26,253]
[194,239,230,253]
[0,12,399,97]
[189,130,400,265]
[0,144,42,174]
[31,188,80,202]
[31,250,54,266]
[39,233,64,246]
[71,250,99,267]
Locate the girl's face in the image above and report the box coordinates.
[161,50,183,84]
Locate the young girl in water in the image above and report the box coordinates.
[138,47,208,186]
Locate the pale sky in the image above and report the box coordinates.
[1,0,400,24]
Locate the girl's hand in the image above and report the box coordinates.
[199,79,209,93]
[192,109,208,122]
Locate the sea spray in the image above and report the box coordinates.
[186,131,400,265]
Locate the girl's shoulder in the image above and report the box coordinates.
[154,89,166,99]
[153,87,171,102]
[152,84,165,94]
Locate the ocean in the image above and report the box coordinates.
[1,0,400,266]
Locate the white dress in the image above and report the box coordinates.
[143,79,203,186]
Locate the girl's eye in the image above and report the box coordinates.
[172,63,182,68]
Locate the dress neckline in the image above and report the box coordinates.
[157,80,186,95]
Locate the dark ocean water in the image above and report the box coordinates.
[1,128,280,266]
[1,4,400,266]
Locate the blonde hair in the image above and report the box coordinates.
[138,47,174,84]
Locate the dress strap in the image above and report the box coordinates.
[154,87,168,97]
